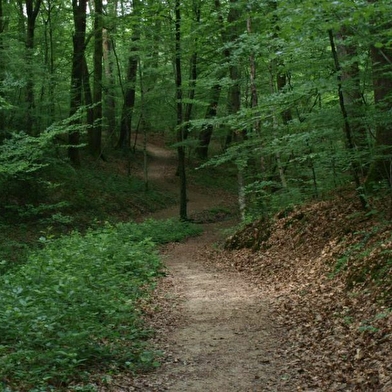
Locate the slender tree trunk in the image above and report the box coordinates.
[82,55,94,129]
[68,0,87,167]
[195,1,227,158]
[103,28,116,140]
[224,0,241,148]
[366,0,392,185]
[368,43,392,182]
[89,0,103,157]
[222,0,245,217]
[226,65,241,146]
[41,0,55,128]
[116,1,140,150]
[196,81,222,159]
[269,65,288,190]
[0,0,5,132]
[269,0,292,126]
[138,60,148,191]
[183,3,200,126]
[175,0,187,221]
[336,27,366,150]
[329,29,367,209]
[247,14,260,134]
[117,51,138,149]
[180,1,200,163]
[25,0,42,135]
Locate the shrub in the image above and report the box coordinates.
[0,219,201,391]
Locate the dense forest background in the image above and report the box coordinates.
[1,0,392,223]
[1,1,392,390]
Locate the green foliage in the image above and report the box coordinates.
[193,164,238,193]
[0,111,87,181]
[56,164,176,225]
[0,110,89,223]
[135,218,203,243]
[0,218,201,391]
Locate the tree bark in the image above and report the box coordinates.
[224,0,241,147]
[103,28,116,140]
[41,0,55,127]
[196,81,221,159]
[0,0,4,132]
[82,55,94,130]
[89,0,103,157]
[368,43,392,183]
[175,0,187,221]
[68,0,87,167]
[116,0,140,150]
[117,49,138,149]
[25,0,42,135]
[366,0,392,184]
[247,14,260,134]
[336,28,366,150]
[195,0,227,158]
[329,29,367,209]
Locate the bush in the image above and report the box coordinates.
[0,219,201,391]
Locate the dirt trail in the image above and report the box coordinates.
[123,141,295,391]
[147,231,292,392]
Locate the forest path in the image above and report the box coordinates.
[119,138,295,391]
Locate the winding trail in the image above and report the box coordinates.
[111,139,296,391]
[148,231,288,392]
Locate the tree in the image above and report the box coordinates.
[224,0,242,147]
[25,0,42,135]
[90,0,103,157]
[68,0,87,167]
[329,28,367,209]
[102,22,116,140]
[367,0,392,183]
[117,0,140,150]
[195,0,227,159]
[0,0,5,133]
[175,0,187,220]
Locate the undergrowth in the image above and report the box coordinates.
[0,158,176,269]
[0,219,202,391]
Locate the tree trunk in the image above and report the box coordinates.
[195,1,227,158]
[41,0,55,128]
[336,28,366,150]
[196,81,222,159]
[368,43,392,183]
[116,1,140,150]
[138,60,148,191]
[68,0,87,167]
[269,0,292,126]
[0,0,4,133]
[117,51,138,149]
[329,29,367,209]
[366,0,392,184]
[82,55,94,130]
[89,0,103,157]
[25,0,42,135]
[247,14,260,134]
[175,0,187,221]
[103,28,116,140]
[224,0,241,147]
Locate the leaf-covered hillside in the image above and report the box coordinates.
[219,193,392,391]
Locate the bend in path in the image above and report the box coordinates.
[117,140,298,391]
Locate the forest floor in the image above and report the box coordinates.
[98,136,391,391]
